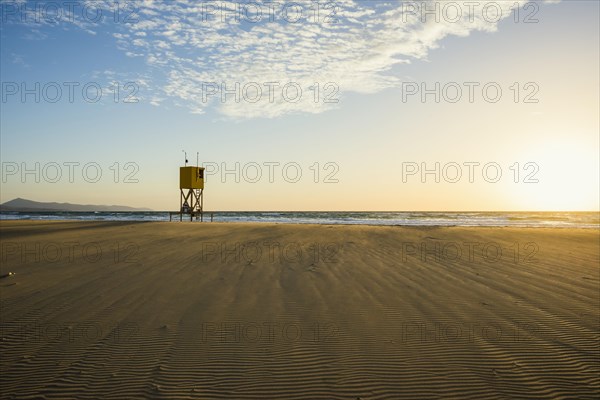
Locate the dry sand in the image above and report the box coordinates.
[0,220,598,399]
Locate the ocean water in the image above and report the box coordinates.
[1,211,598,228]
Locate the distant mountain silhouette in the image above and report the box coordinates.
[0,198,152,212]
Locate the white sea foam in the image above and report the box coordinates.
[1,211,598,228]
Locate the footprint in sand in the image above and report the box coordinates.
[306,263,317,272]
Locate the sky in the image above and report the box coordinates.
[0,0,598,211]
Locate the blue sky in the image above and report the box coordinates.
[1,0,598,211]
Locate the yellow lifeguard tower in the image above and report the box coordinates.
[172,151,205,221]
[179,166,204,221]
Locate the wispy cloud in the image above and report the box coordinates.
[11,52,29,69]
[5,0,559,118]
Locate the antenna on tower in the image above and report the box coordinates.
[182,150,188,166]
[196,152,199,167]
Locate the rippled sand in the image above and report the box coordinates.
[1,221,598,399]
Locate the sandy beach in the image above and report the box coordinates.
[0,220,598,399]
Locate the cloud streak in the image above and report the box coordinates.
[4,0,558,118]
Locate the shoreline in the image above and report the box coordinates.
[1,218,598,229]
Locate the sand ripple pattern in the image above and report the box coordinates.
[1,222,598,399]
